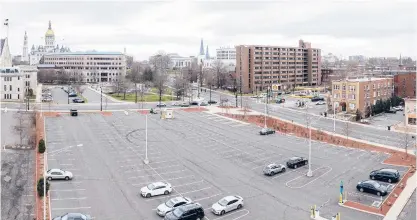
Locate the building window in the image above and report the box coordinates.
[349,103,355,110]
[9,85,12,91]
[3,85,6,91]
[18,94,20,99]
[18,88,20,92]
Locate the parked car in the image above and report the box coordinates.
[72,98,85,103]
[211,195,244,216]
[190,101,199,105]
[286,157,308,169]
[164,203,205,220]
[157,197,192,217]
[70,109,78,116]
[385,108,397,113]
[171,102,180,106]
[199,102,208,106]
[45,169,73,180]
[370,168,400,183]
[157,103,167,107]
[263,163,286,176]
[356,180,388,196]
[316,101,326,105]
[208,100,217,104]
[140,182,172,198]
[68,92,77,97]
[180,102,190,107]
[393,106,404,111]
[53,213,92,220]
[311,97,325,102]
[259,128,275,135]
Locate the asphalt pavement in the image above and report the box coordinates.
[44,110,406,220]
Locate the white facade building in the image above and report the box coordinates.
[0,67,26,101]
[29,21,71,65]
[168,53,194,69]
[43,51,126,84]
[216,46,236,65]
[19,65,38,93]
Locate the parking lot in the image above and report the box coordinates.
[365,112,404,129]
[45,110,405,220]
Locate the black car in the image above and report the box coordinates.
[311,97,325,102]
[53,213,92,220]
[72,98,84,103]
[370,168,400,183]
[208,100,217,104]
[70,109,78,116]
[259,128,275,135]
[356,180,388,196]
[164,203,205,220]
[286,157,308,169]
[157,103,167,107]
[385,108,397,114]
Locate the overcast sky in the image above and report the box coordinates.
[1,0,416,60]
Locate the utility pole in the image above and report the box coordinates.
[209,84,212,105]
[100,85,103,111]
[240,74,243,108]
[198,60,202,99]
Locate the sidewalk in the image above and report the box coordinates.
[383,173,416,220]
[36,83,43,103]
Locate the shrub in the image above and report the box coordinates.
[38,139,45,154]
[37,177,50,197]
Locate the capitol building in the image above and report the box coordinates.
[29,21,70,65]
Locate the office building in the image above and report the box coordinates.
[43,51,126,84]
[0,66,37,101]
[235,40,321,93]
[331,77,394,116]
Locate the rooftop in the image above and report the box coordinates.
[335,77,392,83]
[45,51,123,56]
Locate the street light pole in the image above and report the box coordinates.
[100,86,103,111]
[333,102,336,132]
[307,122,313,177]
[264,93,267,128]
[209,84,212,105]
[143,114,149,164]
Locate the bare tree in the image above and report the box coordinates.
[13,106,31,146]
[149,51,172,105]
[211,60,227,88]
[129,62,143,103]
[342,121,350,141]
[401,127,414,158]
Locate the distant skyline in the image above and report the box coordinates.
[0,1,416,60]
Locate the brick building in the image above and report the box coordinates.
[235,40,321,93]
[393,72,416,98]
[331,77,394,116]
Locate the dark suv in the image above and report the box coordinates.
[164,203,205,220]
[370,168,400,183]
[286,157,308,169]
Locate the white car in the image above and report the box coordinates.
[140,182,172,198]
[393,106,404,111]
[316,101,326,105]
[45,169,73,180]
[156,196,192,216]
[212,195,244,215]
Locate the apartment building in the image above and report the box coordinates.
[43,51,126,84]
[394,72,416,98]
[235,40,321,93]
[331,77,394,115]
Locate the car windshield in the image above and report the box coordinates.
[173,207,184,217]
[165,199,176,208]
[147,183,155,190]
[370,182,381,188]
[218,198,228,206]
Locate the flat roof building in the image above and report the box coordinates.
[236,40,321,93]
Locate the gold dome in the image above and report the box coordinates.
[45,29,54,36]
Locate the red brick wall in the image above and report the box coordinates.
[394,72,416,98]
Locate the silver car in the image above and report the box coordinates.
[46,169,73,180]
[263,163,286,176]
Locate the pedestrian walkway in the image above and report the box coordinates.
[36,83,43,103]
[88,86,124,103]
[383,173,416,220]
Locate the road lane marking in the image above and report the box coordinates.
[128,169,187,179]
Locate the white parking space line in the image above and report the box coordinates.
[128,169,187,179]
[50,189,86,192]
[145,187,213,201]
[194,193,223,202]
[211,209,250,220]
[131,175,195,186]
[124,164,182,173]
[174,180,205,187]
[52,207,91,211]
[51,197,87,201]
[272,169,298,179]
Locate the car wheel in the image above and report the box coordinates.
[282,168,286,172]
[48,177,52,181]
[196,218,201,220]
[146,193,151,198]
[294,165,297,169]
[305,161,308,165]
[388,179,392,183]
[371,176,375,180]
[65,176,69,180]
[220,210,225,215]
[237,204,242,209]
[164,190,169,195]
[377,192,381,196]
[359,188,364,192]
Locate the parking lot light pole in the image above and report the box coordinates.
[143,114,149,164]
[307,124,313,177]
[333,102,336,132]
[100,86,103,111]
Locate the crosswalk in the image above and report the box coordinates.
[200,112,249,127]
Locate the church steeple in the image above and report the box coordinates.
[22,31,28,62]
[205,45,210,59]
[399,53,403,66]
[199,38,205,55]
[48,20,52,30]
